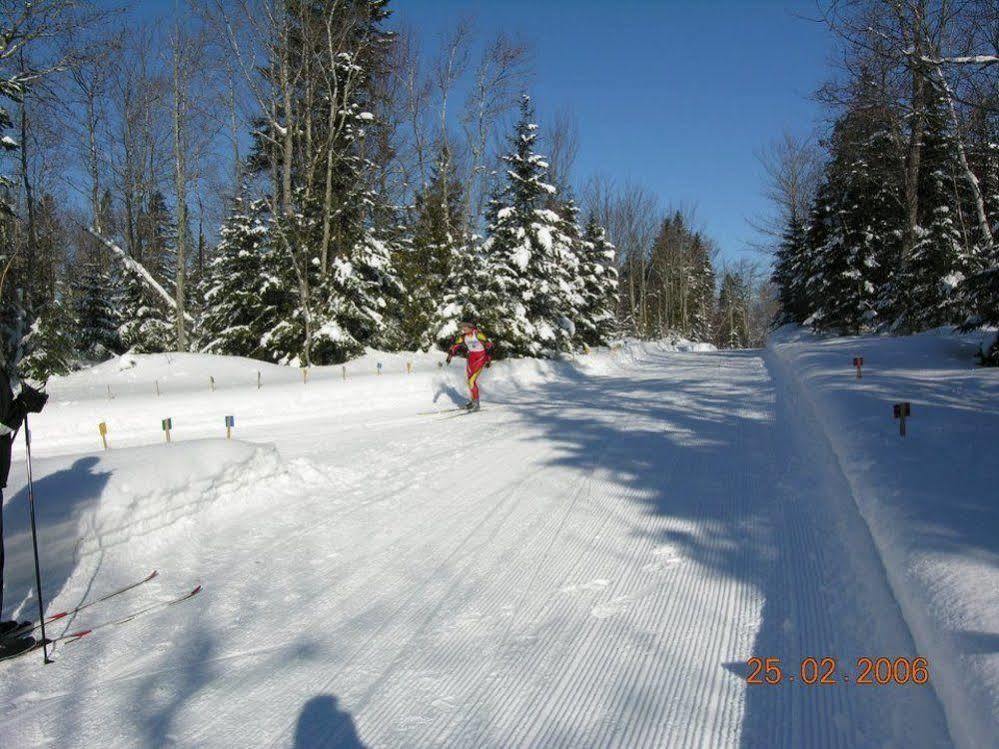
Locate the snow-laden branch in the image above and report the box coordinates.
[919,54,999,66]
[86,227,195,324]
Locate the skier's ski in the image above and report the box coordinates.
[439,409,484,420]
[1,584,203,663]
[418,406,467,415]
[19,570,159,637]
[59,584,202,643]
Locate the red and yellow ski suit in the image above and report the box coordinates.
[448,328,494,401]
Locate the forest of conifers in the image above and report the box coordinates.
[2,0,997,377]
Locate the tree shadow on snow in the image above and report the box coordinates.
[495,349,950,748]
[294,695,367,749]
[1,456,111,619]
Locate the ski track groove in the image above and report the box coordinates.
[448,409,635,747]
[192,456,552,747]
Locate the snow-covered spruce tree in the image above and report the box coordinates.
[808,87,904,334]
[196,196,270,357]
[771,213,812,324]
[577,214,619,347]
[19,285,75,380]
[398,146,468,350]
[715,271,751,349]
[0,64,28,366]
[885,93,970,331]
[138,190,178,289]
[117,260,173,354]
[246,0,400,365]
[686,233,716,342]
[471,95,580,357]
[955,104,999,365]
[646,212,716,340]
[73,253,121,361]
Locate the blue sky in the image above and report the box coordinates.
[395,0,836,263]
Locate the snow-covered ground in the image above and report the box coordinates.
[769,326,999,749]
[0,335,991,747]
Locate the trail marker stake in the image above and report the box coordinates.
[257,371,261,390]
[406,361,412,374]
[342,366,347,381]
[377,362,383,375]
[893,402,911,436]
[106,385,113,400]
[155,380,160,397]
[225,415,235,440]
[162,417,173,443]
[853,356,864,379]
[302,368,309,384]
[210,376,215,392]
[98,422,109,450]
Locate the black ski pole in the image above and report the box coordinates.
[23,415,52,664]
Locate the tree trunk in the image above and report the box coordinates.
[933,65,995,250]
[172,28,189,351]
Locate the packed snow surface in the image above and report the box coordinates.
[0,335,988,747]
[769,325,999,749]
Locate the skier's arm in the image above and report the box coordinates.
[0,373,24,436]
[446,335,464,364]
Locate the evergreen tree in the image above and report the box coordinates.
[468,95,579,357]
[888,93,969,330]
[716,272,751,348]
[646,213,716,340]
[398,147,467,350]
[808,86,904,334]
[138,191,178,289]
[772,213,811,324]
[245,1,399,365]
[73,253,121,360]
[577,214,619,346]
[0,69,26,367]
[117,263,173,354]
[19,285,75,380]
[197,197,270,357]
[687,234,716,341]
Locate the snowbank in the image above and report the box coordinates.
[767,325,999,749]
[2,440,288,630]
[18,339,712,461]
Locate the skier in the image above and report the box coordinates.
[0,361,48,658]
[446,322,494,412]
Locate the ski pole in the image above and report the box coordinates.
[23,415,52,664]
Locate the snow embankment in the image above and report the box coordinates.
[767,325,999,749]
[19,340,712,460]
[1,440,289,633]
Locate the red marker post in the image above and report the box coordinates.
[893,402,911,436]
[853,356,864,379]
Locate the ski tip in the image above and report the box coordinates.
[191,585,203,595]
[68,629,92,642]
[148,570,159,580]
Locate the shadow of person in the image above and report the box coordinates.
[2,456,111,617]
[293,696,366,749]
[432,376,468,408]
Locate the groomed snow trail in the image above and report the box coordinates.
[0,348,953,748]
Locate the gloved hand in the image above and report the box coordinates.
[17,384,48,414]
[485,359,492,369]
